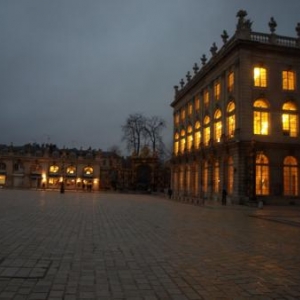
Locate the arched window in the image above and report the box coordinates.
[67,166,76,175]
[214,109,222,142]
[194,121,201,150]
[226,102,236,138]
[283,156,298,196]
[174,132,179,155]
[254,67,267,87]
[227,156,234,194]
[282,101,298,137]
[84,167,93,176]
[253,99,269,135]
[203,116,210,146]
[187,125,193,151]
[256,154,269,195]
[49,165,59,173]
[180,129,186,154]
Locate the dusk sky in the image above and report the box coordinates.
[1,1,299,153]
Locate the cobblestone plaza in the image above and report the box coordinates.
[0,190,299,300]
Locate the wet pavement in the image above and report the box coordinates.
[0,189,299,300]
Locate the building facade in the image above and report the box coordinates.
[170,11,300,205]
[0,143,170,193]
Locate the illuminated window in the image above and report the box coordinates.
[228,71,234,92]
[213,161,220,193]
[282,70,295,90]
[203,116,211,146]
[187,125,193,151]
[49,165,59,173]
[254,67,267,87]
[0,175,5,185]
[282,101,298,137]
[214,109,222,142]
[283,156,298,196]
[194,121,201,150]
[174,112,180,125]
[227,156,234,194]
[174,132,179,155]
[226,101,236,138]
[188,102,193,116]
[84,167,93,175]
[203,161,208,193]
[256,154,269,195]
[180,129,186,153]
[253,99,269,135]
[214,82,221,100]
[204,90,209,108]
[181,108,186,121]
[67,166,76,175]
[195,96,200,111]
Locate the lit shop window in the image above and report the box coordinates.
[282,70,296,91]
[226,101,236,138]
[253,99,269,135]
[282,101,298,137]
[254,67,267,87]
[256,154,269,195]
[283,156,298,196]
[214,109,222,142]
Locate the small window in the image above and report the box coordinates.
[282,70,296,91]
[254,67,267,87]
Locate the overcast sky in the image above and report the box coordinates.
[1,0,299,153]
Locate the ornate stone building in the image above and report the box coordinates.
[0,143,170,193]
[170,11,300,205]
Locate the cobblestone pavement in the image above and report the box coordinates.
[0,190,299,300]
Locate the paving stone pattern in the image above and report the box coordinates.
[0,190,299,300]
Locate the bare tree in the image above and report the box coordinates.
[143,116,166,154]
[122,113,146,156]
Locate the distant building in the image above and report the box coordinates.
[170,11,300,205]
[0,143,170,192]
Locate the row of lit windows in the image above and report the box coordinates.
[49,165,94,175]
[173,155,299,197]
[174,100,298,155]
[175,68,297,124]
[254,67,296,90]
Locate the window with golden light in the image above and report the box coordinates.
[187,125,193,151]
[203,116,211,146]
[214,82,221,100]
[49,165,59,173]
[227,156,234,194]
[254,67,267,87]
[67,166,76,175]
[194,121,201,149]
[188,102,193,116]
[174,112,180,125]
[228,71,234,92]
[84,167,93,175]
[255,154,269,195]
[180,129,186,153]
[181,108,186,121]
[253,99,269,135]
[214,109,222,142]
[226,101,236,138]
[213,161,220,193]
[174,132,179,155]
[282,70,295,91]
[204,90,209,108]
[179,167,184,191]
[282,101,298,137]
[283,156,298,196]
